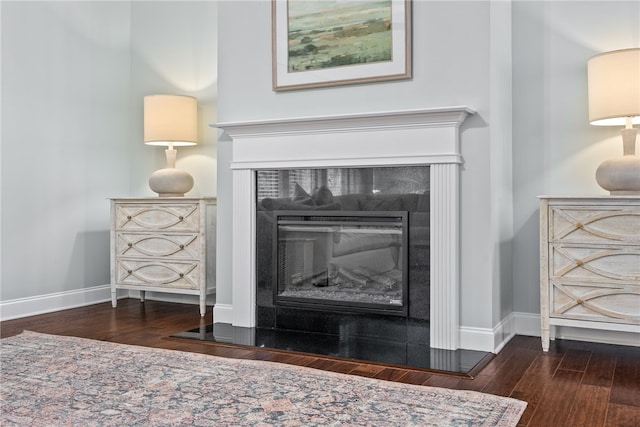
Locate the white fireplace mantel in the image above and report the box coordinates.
[214,107,475,350]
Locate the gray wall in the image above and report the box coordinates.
[1,1,132,301]
[130,1,218,198]
[512,0,640,316]
[0,1,217,306]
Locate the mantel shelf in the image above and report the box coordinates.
[212,106,475,139]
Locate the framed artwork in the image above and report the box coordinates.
[272,0,412,91]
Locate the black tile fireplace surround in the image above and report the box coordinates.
[256,166,431,330]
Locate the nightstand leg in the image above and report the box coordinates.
[111,288,117,308]
[541,328,550,352]
[139,291,145,303]
[541,313,550,351]
[199,295,206,317]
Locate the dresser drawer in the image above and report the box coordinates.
[550,206,640,245]
[550,244,640,282]
[116,232,201,260]
[550,281,640,325]
[115,259,200,290]
[115,203,200,232]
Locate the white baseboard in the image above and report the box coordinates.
[550,327,640,347]
[459,313,516,353]
[0,287,214,322]
[513,311,541,337]
[459,326,497,352]
[449,311,639,353]
[125,290,215,311]
[213,303,234,324]
[0,285,114,321]
[512,311,639,348]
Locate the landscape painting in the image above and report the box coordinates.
[287,0,392,72]
[272,0,411,91]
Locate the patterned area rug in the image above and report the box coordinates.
[1,331,526,426]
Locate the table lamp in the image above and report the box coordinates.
[587,48,640,195]
[144,94,198,197]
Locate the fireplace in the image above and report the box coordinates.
[274,211,408,316]
[217,107,474,350]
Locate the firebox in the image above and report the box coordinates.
[274,211,408,316]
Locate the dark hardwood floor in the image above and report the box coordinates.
[1,299,639,427]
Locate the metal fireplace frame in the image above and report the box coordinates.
[272,210,409,317]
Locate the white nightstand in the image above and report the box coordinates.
[110,197,216,316]
[539,196,640,351]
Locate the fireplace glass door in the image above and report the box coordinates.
[274,212,408,316]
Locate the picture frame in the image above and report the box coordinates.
[272,0,412,91]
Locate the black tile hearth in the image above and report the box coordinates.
[174,322,491,376]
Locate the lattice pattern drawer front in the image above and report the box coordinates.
[551,244,640,282]
[116,232,200,260]
[115,204,200,232]
[116,260,200,290]
[540,197,640,352]
[550,206,640,245]
[550,281,640,324]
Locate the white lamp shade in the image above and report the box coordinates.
[588,48,640,126]
[144,94,198,146]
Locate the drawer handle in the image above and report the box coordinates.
[127,215,132,220]
[127,269,132,274]
[575,222,583,229]
[179,273,184,278]
[576,260,584,267]
[576,298,584,305]
[178,216,184,221]
[179,244,184,250]
[128,243,133,248]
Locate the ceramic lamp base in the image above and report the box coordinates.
[595,127,640,195]
[595,155,640,195]
[149,168,194,197]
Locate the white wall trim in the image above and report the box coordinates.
[459,313,516,353]
[214,107,475,139]
[213,303,234,325]
[0,285,113,321]
[513,311,541,337]
[513,311,640,348]
[0,286,214,322]
[126,290,216,308]
[459,326,496,352]
[493,313,517,354]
